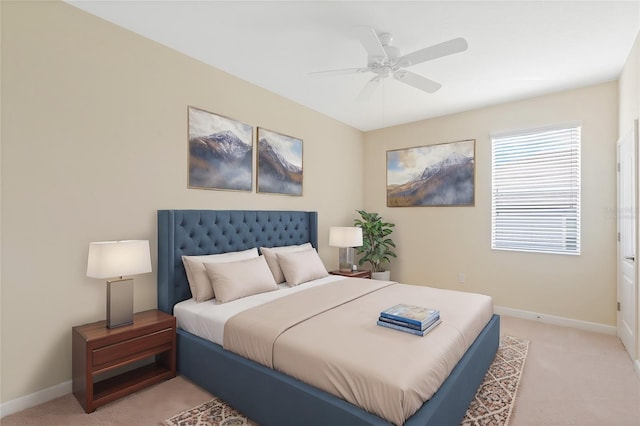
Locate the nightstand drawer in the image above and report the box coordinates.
[92,327,173,369]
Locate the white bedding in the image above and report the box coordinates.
[174,274,344,345]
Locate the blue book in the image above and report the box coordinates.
[377,318,442,336]
[380,303,439,328]
[378,315,440,331]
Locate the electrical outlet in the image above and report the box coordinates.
[457,273,466,283]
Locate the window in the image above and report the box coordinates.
[491,124,581,255]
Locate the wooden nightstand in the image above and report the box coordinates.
[72,309,176,413]
[329,269,372,279]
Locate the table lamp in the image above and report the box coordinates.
[329,227,363,272]
[87,240,152,328]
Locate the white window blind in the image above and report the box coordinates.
[491,125,581,255]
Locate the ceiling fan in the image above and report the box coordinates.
[311,27,468,98]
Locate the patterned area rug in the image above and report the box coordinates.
[462,335,529,425]
[164,335,529,426]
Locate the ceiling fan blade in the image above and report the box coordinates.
[353,26,387,59]
[308,67,370,77]
[357,76,382,101]
[393,70,441,93]
[399,37,468,67]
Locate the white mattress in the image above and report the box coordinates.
[174,274,344,345]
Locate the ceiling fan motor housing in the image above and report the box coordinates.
[368,40,401,76]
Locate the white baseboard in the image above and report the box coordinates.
[0,380,71,418]
[494,305,617,335]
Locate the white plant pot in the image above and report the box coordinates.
[371,270,391,281]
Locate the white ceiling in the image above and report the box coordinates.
[67,1,639,131]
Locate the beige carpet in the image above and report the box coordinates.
[164,336,529,426]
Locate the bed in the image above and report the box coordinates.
[157,209,500,426]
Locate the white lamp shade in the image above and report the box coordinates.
[87,240,152,279]
[329,227,363,248]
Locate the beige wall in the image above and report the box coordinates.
[618,32,640,366]
[619,34,639,136]
[0,1,363,402]
[364,82,619,326]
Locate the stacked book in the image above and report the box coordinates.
[377,303,441,336]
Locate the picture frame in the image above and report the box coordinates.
[386,139,475,207]
[187,106,253,192]
[257,127,303,196]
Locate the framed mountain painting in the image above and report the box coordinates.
[386,139,475,207]
[257,127,303,196]
[188,106,253,191]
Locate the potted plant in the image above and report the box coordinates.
[353,210,396,280]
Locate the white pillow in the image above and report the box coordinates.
[182,247,259,302]
[277,249,329,286]
[260,243,312,283]
[204,256,278,303]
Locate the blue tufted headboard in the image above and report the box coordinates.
[157,210,318,314]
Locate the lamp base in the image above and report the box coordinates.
[106,278,134,328]
[338,247,356,272]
